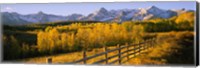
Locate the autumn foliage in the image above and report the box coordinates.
[37,22,145,54]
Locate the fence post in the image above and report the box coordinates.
[151,38,154,47]
[141,40,144,51]
[126,43,129,61]
[152,38,155,47]
[145,39,148,50]
[133,43,136,57]
[154,38,156,46]
[47,57,52,64]
[104,45,108,64]
[143,39,146,50]
[143,40,145,51]
[149,39,151,48]
[83,48,87,64]
[146,39,149,49]
[117,44,121,65]
[138,41,141,55]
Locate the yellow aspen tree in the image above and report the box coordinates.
[61,33,68,51]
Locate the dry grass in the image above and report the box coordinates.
[21,45,129,64]
[21,31,194,65]
[124,31,194,65]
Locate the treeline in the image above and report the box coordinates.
[143,12,194,32]
[3,35,38,60]
[37,22,145,54]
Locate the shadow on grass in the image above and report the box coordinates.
[164,31,194,65]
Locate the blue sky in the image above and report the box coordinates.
[0,1,196,16]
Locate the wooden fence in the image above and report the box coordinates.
[47,38,157,65]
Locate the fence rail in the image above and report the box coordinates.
[47,38,157,65]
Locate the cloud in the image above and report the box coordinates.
[5,7,13,10]
[2,7,14,12]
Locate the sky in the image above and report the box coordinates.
[0,1,196,16]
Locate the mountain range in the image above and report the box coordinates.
[1,6,194,25]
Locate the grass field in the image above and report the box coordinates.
[18,31,194,65]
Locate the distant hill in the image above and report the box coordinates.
[1,6,194,25]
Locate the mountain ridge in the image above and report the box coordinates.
[1,6,193,25]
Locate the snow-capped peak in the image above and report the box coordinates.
[2,6,194,25]
[97,7,108,13]
[93,7,109,15]
[147,6,159,10]
[146,6,164,13]
[37,11,45,15]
